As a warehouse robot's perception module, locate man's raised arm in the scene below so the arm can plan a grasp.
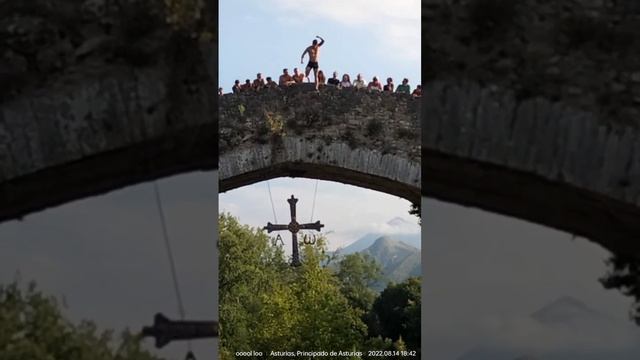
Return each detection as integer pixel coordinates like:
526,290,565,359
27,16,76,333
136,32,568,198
316,35,325,46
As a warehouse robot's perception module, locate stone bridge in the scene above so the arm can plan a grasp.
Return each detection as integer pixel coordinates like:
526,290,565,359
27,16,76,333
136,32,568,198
0,0,217,222
423,0,640,257
219,84,421,204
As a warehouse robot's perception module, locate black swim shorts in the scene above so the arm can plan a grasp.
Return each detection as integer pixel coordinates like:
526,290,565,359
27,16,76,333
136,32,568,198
306,61,319,70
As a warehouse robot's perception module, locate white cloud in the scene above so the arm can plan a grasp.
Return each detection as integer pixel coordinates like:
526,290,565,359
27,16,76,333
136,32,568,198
219,178,416,251
270,0,420,61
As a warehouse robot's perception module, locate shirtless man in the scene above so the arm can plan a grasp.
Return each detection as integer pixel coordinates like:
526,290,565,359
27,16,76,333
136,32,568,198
292,68,305,84
301,35,325,89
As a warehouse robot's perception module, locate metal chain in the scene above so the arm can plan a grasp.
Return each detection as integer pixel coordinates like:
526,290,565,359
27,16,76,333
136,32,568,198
266,181,278,223
153,181,192,352
310,180,319,222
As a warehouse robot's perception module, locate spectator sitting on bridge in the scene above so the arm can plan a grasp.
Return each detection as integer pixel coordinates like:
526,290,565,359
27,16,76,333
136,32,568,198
265,76,278,89
353,73,366,90
317,70,326,86
241,79,252,92
368,76,382,92
218,87,223,96
412,84,422,97
253,73,266,90
383,77,394,92
339,74,352,88
396,78,410,94
293,68,305,84
279,68,295,86
327,71,340,86
232,80,241,94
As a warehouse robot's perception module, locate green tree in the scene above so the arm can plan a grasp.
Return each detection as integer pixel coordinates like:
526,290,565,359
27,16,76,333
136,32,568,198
292,239,367,350
370,277,421,353
393,336,407,351
0,281,162,360
218,213,288,355
409,203,421,224
335,253,382,314
218,213,366,355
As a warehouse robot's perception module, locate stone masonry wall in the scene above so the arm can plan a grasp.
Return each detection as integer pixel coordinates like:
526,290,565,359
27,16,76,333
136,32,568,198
424,0,640,127
219,85,421,201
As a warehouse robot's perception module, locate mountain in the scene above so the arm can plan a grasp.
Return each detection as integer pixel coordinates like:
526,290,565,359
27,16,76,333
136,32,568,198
530,296,607,325
337,217,420,255
340,232,420,255
339,233,382,254
360,236,421,290
456,296,640,360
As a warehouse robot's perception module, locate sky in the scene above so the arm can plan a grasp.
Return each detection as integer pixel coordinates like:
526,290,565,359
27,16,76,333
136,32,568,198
219,177,420,254
422,197,638,358
219,0,421,92
0,172,218,360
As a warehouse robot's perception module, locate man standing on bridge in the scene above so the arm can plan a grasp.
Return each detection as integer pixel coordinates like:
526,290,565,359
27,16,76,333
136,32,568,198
301,35,325,90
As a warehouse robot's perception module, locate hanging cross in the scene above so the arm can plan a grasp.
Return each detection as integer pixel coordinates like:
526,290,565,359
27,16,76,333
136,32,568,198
142,313,218,349
264,195,324,266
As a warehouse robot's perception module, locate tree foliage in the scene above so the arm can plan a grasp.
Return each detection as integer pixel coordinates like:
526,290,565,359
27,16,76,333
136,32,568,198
0,281,162,360
370,277,421,353
218,213,422,357
219,213,367,357
600,254,640,325
409,202,421,224
335,253,382,314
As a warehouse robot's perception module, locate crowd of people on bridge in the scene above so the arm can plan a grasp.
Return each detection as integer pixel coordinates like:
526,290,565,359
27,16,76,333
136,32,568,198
220,70,422,98
219,35,421,98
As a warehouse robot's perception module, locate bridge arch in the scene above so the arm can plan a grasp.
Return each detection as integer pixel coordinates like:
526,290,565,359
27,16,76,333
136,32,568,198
218,85,421,204
0,37,216,223
423,1,640,258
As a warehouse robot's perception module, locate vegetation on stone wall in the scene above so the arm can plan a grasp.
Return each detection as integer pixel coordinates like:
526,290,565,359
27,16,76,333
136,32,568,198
425,0,640,126
0,0,213,101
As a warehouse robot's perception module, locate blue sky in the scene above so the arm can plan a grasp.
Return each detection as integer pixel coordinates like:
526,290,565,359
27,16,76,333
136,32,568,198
218,0,421,253
219,0,421,92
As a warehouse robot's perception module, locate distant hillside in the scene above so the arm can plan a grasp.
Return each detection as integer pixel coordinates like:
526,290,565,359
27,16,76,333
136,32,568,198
359,236,421,290
340,232,420,255
456,296,640,360
336,217,420,255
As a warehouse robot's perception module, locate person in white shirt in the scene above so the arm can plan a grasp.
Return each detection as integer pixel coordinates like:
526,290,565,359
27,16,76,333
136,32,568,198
353,73,366,90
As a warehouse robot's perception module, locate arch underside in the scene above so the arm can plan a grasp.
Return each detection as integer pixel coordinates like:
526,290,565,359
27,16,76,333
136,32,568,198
218,137,420,204
423,148,640,258
0,125,216,223
219,161,420,204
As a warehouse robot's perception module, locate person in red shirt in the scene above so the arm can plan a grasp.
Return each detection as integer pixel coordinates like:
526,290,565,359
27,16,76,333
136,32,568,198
412,84,422,98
